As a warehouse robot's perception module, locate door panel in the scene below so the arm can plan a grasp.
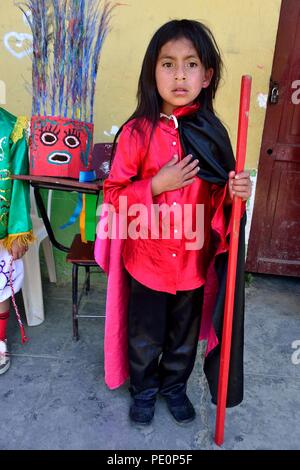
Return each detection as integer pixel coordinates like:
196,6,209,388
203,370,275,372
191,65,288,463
246,0,300,276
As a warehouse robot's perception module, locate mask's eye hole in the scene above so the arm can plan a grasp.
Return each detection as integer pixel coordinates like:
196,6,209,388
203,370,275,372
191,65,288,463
64,135,80,149
41,132,58,146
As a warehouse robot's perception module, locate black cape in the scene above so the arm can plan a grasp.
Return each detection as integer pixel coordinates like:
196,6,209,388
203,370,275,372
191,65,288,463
178,108,245,407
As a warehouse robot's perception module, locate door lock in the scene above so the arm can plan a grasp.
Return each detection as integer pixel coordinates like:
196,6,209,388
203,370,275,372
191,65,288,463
269,79,279,104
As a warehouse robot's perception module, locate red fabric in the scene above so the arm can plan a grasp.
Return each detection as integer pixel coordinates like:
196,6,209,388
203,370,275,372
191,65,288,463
95,103,246,389
0,310,9,341
95,212,130,388
94,185,239,389
104,104,226,294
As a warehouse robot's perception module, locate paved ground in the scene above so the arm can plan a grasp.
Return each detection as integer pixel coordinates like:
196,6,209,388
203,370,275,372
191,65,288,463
1,272,300,450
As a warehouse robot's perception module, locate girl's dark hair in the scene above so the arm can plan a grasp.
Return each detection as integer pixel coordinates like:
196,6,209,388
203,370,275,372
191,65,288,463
110,19,223,165
133,19,222,125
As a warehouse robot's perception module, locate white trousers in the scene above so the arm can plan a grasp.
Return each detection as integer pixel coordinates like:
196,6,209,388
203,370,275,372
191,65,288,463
0,246,24,303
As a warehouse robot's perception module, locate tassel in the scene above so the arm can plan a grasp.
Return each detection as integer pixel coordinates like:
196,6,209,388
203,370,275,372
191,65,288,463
79,194,87,243
9,257,28,344
2,231,35,252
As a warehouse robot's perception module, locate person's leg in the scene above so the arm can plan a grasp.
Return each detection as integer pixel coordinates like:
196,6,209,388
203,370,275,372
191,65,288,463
0,299,10,341
0,299,10,375
127,276,168,423
159,287,204,422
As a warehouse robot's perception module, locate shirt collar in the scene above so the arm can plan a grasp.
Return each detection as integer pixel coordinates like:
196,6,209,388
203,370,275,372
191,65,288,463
159,103,200,129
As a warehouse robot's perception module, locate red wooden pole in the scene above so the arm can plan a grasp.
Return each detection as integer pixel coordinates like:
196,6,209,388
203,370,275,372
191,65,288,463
214,75,252,446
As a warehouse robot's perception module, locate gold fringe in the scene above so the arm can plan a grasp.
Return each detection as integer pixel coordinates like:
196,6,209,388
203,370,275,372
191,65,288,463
1,231,35,251
10,116,29,144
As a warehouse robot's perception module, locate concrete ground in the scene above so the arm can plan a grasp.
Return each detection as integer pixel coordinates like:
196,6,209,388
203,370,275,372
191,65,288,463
1,272,299,450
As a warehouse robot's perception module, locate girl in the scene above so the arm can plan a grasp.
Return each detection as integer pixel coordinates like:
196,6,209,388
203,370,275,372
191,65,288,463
0,107,33,375
95,19,251,426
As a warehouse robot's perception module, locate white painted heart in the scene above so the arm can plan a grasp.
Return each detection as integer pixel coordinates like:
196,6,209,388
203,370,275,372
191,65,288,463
3,32,33,59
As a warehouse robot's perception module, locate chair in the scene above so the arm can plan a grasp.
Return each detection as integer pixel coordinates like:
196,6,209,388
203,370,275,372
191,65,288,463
22,188,57,326
66,235,103,340
66,143,112,340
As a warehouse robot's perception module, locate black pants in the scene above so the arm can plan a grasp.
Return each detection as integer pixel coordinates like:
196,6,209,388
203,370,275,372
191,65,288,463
127,276,204,406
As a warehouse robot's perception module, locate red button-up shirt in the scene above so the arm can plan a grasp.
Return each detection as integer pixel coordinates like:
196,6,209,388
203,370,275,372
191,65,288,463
104,104,228,294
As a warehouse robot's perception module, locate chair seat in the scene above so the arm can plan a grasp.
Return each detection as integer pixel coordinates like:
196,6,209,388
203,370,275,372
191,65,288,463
66,234,97,265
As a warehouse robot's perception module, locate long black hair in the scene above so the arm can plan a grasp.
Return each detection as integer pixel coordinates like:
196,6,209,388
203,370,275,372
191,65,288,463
110,19,223,165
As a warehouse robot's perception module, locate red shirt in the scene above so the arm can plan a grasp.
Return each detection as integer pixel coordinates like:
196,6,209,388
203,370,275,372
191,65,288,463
104,104,229,294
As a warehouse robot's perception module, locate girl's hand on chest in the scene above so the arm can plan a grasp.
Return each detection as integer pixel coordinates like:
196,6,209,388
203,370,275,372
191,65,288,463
151,154,200,196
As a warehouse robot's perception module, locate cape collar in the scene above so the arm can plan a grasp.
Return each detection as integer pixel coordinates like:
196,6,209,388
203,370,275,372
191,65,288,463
159,103,235,185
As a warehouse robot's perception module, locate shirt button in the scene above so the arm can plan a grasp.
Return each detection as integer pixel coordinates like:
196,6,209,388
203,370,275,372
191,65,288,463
173,202,177,206
172,253,177,257
172,141,177,146
174,229,178,234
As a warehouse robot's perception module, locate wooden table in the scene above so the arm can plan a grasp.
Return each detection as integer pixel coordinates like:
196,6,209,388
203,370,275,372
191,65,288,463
12,175,103,253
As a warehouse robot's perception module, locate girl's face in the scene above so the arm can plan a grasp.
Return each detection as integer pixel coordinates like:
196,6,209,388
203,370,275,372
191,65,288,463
155,37,213,115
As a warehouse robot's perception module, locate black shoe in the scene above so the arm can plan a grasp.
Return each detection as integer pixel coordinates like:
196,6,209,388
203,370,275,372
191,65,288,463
165,394,195,424
129,401,155,425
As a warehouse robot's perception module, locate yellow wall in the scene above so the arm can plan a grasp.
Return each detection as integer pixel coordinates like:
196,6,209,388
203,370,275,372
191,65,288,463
0,0,281,169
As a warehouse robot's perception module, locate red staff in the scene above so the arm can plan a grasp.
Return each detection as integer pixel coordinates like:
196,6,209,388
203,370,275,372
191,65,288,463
214,75,252,446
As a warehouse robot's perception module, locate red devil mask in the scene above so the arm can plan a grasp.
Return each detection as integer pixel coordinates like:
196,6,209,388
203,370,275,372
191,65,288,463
30,116,94,178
